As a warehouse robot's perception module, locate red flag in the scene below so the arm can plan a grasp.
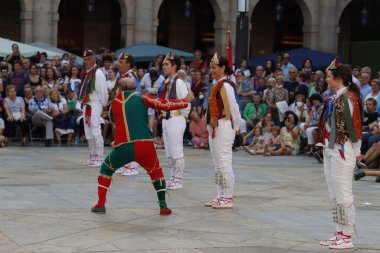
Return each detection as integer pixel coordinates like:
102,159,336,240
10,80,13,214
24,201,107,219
226,30,233,68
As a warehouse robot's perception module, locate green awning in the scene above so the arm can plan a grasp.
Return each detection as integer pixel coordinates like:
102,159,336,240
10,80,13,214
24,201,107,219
116,42,195,62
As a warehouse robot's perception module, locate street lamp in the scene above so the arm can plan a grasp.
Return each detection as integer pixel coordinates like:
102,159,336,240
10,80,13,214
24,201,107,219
275,0,284,23
361,1,369,27
87,0,95,13
184,0,192,18
235,0,250,68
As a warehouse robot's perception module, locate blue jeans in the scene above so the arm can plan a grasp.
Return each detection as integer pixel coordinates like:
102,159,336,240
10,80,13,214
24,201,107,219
361,132,380,155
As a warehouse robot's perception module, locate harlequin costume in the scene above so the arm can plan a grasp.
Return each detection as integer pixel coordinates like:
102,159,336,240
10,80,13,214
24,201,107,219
113,52,142,176
161,52,191,190
318,58,362,249
79,49,109,167
91,86,190,215
204,53,241,209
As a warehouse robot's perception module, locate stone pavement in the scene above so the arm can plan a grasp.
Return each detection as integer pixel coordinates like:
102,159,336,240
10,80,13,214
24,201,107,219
0,146,379,253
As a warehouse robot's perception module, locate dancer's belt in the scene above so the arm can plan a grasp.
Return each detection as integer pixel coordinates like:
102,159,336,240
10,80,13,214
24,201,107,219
164,110,180,120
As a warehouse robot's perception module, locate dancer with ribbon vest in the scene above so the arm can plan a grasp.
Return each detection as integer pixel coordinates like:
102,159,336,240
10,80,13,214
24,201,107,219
79,49,108,167
204,53,241,209
318,58,362,249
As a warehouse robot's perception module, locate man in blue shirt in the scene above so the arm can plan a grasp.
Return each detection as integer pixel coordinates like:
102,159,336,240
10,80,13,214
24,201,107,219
281,53,296,81
360,72,372,101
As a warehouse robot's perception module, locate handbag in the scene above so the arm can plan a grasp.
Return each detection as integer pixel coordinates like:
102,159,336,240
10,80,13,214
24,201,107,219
12,112,22,121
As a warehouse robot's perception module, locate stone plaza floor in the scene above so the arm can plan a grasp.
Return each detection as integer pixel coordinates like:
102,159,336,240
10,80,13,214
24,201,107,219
0,146,379,253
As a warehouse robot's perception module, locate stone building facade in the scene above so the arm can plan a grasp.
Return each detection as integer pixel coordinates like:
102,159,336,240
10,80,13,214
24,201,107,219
0,0,367,58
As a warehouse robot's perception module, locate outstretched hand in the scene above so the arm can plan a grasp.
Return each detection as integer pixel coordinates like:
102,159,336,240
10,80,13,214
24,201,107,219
185,91,195,103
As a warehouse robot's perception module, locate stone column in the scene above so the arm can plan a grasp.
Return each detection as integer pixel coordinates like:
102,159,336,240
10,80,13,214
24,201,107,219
152,18,159,45
51,12,59,46
316,0,338,53
32,0,53,44
20,11,33,43
214,21,229,56
126,17,135,47
303,25,319,50
134,0,154,43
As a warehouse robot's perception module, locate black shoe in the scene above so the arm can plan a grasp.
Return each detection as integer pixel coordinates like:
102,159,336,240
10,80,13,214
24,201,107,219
356,161,367,169
354,171,365,181
376,176,380,183
314,152,323,164
45,139,53,147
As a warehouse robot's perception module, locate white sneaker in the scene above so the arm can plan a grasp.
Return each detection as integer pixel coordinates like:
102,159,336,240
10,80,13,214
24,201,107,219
122,167,139,176
167,180,183,190
81,158,92,166
87,160,103,168
320,234,339,246
205,198,221,207
114,168,123,174
329,237,354,249
212,198,233,209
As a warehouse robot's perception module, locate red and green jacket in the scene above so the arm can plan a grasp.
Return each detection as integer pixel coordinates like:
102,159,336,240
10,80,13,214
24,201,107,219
111,91,189,147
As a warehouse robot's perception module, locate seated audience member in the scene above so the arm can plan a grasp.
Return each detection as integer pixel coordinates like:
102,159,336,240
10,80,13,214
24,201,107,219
243,126,265,155
28,86,54,147
364,79,380,103
270,111,300,156
294,71,309,98
243,112,273,145
49,89,72,146
23,86,34,119
243,93,267,130
289,94,309,124
63,65,81,94
236,71,254,111
267,126,281,155
263,77,276,102
266,75,289,123
300,93,323,154
362,98,379,132
3,85,28,145
189,111,208,149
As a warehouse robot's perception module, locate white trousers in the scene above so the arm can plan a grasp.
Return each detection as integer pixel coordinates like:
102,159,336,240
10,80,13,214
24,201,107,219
83,102,104,159
162,116,186,159
208,119,235,199
323,140,356,229
163,116,186,181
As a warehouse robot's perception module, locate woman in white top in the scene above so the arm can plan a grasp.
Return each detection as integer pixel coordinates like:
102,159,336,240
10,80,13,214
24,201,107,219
49,89,71,146
64,65,81,94
42,67,60,91
3,85,28,145
106,68,118,91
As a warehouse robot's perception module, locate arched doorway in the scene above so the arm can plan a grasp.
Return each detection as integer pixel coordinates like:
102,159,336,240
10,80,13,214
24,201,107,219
157,0,215,53
58,0,121,55
339,0,380,50
0,1,21,41
250,0,303,57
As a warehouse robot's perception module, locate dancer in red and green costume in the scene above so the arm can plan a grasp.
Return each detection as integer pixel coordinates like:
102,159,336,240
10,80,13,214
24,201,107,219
91,77,194,215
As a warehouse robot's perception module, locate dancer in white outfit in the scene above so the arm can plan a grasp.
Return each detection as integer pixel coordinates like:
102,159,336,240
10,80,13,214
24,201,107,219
161,52,191,190
79,49,108,167
318,58,362,249
204,53,241,209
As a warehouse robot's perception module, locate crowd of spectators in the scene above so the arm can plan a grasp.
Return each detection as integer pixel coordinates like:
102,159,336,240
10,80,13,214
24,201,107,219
1,44,380,180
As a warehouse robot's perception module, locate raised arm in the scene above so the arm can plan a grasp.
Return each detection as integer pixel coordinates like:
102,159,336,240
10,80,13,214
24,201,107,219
142,94,190,111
